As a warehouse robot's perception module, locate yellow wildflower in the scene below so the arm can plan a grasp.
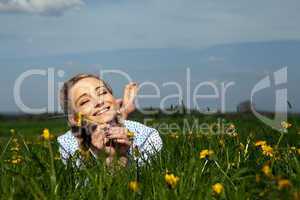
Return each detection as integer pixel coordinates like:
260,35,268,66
10,147,20,152
262,164,272,177
293,191,300,200
255,174,260,183
278,179,292,190
128,181,139,192
281,121,292,129
261,145,273,157
212,183,224,195
12,138,18,143
75,112,82,126
226,124,237,136
10,129,15,134
42,128,50,140
41,128,53,140
165,172,180,189
54,155,61,160
199,149,214,159
169,132,179,139
228,124,235,129
11,158,22,165
255,140,267,147
126,129,135,139
219,139,225,148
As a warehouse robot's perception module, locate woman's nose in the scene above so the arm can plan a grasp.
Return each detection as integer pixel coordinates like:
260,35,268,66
94,99,105,109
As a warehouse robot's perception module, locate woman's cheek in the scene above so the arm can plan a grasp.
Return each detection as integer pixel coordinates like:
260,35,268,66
80,104,93,116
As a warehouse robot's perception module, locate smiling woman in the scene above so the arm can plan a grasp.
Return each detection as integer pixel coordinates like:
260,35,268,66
57,73,163,167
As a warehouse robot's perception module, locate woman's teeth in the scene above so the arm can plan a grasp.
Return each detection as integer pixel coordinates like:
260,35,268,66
99,108,108,114
97,107,110,115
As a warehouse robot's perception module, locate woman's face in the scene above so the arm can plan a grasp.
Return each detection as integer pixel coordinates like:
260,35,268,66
69,77,118,124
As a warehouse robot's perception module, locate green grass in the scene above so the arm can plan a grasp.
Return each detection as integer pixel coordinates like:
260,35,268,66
0,113,300,199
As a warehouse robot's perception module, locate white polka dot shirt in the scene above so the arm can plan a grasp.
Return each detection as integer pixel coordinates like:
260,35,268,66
57,120,163,166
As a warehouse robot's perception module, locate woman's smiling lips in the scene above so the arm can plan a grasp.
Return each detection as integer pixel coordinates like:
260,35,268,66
93,106,111,116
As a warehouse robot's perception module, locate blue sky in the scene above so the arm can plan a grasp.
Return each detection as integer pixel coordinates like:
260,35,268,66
0,0,299,113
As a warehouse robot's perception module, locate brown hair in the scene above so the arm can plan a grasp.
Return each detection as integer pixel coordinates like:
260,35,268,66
59,73,113,115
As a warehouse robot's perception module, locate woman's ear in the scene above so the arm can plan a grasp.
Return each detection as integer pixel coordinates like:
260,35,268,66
67,112,78,127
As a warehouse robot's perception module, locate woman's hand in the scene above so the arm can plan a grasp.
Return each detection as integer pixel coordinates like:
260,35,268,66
107,126,132,147
90,123,109,152
106,126,132,167
117,82,138,119
107,126,132,160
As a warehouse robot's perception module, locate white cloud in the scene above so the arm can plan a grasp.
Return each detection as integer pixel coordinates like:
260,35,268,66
0,0,84,15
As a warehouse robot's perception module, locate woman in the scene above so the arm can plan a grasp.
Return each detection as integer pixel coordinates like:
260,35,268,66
57,74,162,167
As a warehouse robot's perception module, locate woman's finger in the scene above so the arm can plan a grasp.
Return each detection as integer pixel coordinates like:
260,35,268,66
108,127,127,135
105,146,116,156
91,131,104,149
115,139,131,146
107,133,127,140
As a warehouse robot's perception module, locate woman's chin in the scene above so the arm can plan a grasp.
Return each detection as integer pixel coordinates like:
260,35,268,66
92,112,116,124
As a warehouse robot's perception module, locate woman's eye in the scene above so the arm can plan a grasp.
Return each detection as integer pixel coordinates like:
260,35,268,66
80,100,89,106
98,91,107,96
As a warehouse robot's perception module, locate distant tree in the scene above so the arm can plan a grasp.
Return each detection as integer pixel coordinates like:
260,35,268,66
237,100,253,113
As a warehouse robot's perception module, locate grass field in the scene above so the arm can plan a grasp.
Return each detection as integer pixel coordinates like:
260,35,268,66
0,113,300,199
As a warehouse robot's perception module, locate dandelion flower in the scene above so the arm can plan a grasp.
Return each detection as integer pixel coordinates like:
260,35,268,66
75,112,82,126
228,124,235,129
281,121,292,129
278,179,292,190
199,149,214,159
54,155,61,160
255,140,267,147
41,128,53,140
262,164,272,177
212,183,224,195
219,139,225,148
165,172,179,189
291,146,296,150
255,174,260,183
169,132,179,139
11,158,22,165
294,191,300,200
10,147,20,152
226,124,237,136
128,181,139,192
126,129,135,139
261,145,273,157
